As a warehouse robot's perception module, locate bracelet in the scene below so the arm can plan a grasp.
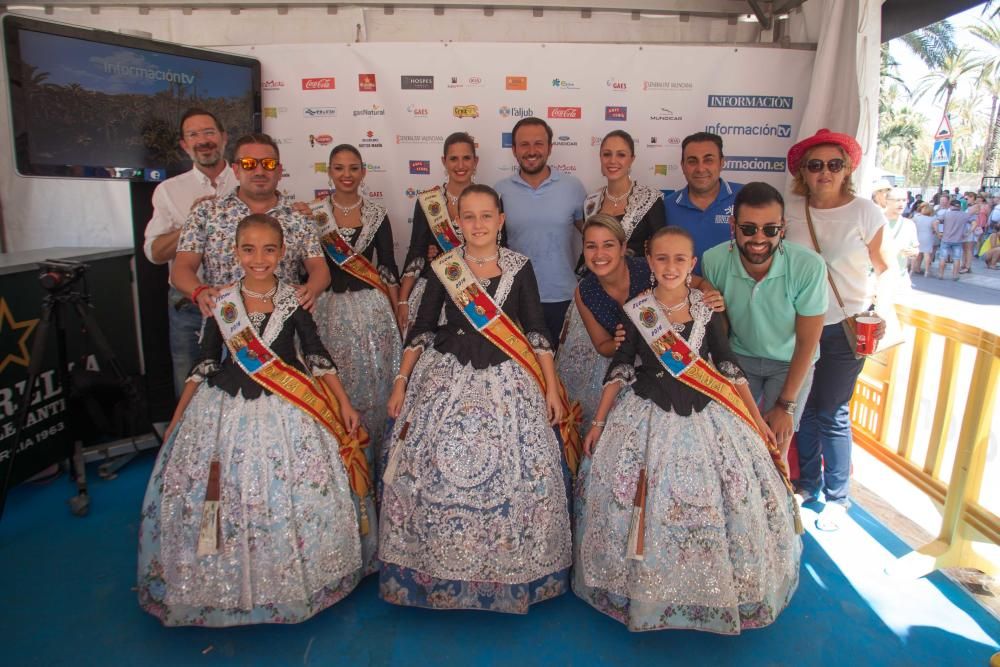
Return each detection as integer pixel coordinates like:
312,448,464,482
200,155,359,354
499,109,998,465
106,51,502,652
591,420,606,429
397,301,409,307
190,284,209,303
393,374,409,384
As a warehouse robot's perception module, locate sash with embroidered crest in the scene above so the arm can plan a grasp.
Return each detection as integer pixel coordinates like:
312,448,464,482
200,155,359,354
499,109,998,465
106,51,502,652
431,249,582,475
309,198,390,301
212,283,373,532
418,186,463,252
623,291,795,493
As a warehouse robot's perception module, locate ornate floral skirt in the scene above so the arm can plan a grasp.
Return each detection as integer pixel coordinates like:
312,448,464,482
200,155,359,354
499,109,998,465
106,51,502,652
573,391,801,634
556,300,611,427
314,288,401,456
137,387,376,627
378,349,572,614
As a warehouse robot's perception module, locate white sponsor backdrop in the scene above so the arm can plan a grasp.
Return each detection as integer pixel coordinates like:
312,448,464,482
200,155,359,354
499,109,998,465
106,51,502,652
230,42,815,262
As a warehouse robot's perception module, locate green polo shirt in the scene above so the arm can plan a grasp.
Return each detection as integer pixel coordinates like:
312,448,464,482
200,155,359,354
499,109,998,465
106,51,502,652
702,240,828,362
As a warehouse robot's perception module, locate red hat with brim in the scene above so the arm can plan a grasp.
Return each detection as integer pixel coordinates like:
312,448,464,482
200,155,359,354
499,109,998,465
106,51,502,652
786,128,862,174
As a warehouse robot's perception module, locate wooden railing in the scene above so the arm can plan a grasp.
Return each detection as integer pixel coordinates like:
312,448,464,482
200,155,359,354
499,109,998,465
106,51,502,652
850,304,1000,576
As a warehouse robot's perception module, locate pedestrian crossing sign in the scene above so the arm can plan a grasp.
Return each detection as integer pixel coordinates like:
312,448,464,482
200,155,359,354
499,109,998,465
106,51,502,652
931,139,952,167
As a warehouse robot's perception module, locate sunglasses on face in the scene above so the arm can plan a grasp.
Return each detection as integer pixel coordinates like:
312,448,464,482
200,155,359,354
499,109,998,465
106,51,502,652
804,158,845,174
736,223,783,238
237,157,279,171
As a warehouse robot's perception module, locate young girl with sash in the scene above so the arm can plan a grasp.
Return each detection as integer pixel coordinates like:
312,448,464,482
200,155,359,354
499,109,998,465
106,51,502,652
309,144,402,458
137,214,376,627
397,132,479,333
558,131,665,424
379,185,575,614
573,226,801,634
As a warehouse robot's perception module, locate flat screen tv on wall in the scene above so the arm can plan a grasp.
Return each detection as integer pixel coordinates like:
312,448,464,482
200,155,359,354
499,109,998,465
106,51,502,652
3,14,261,182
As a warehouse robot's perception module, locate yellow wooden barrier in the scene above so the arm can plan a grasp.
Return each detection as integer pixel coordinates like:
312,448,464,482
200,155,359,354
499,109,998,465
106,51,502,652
850,304,1000,577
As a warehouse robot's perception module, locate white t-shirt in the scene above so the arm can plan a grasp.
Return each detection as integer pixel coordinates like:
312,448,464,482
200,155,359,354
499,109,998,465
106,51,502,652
785,195,886,326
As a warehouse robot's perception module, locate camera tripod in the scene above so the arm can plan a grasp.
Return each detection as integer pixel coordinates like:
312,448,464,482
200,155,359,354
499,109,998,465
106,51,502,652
0,261,145,520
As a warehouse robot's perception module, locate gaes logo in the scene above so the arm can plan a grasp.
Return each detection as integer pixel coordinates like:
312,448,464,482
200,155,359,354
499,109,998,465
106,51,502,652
454,105,480,119
606,79,628,91
358,73,377,92
409,160,431,175
407,104,430,117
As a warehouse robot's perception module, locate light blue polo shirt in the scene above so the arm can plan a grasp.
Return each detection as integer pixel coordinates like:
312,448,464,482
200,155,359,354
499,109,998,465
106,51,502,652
664,179,743,274
495,169,587,303
702,239,828,362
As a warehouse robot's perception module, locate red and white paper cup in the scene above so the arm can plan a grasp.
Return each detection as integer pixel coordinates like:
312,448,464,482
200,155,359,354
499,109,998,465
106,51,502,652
855,315,881,355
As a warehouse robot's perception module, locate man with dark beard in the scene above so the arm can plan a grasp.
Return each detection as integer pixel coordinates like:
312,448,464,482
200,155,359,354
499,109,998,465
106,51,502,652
494,117,587,345
144,108,237,396
701,182,827,462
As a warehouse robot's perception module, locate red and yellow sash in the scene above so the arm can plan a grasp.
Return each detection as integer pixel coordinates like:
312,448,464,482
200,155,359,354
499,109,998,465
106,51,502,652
418,187,463,252
623,291,793,490
431,249,582,475
309,198,390,301
212,283,372,530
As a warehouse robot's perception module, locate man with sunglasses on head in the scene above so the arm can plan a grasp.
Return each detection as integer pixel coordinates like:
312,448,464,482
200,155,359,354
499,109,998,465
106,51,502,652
144,108,238,396
172,133,330,319
702,182,827,464
664,131,743,273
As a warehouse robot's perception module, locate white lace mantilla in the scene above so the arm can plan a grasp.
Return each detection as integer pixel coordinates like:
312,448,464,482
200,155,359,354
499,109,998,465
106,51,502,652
493,247,529,307
259,282,300,347
583,183,660,242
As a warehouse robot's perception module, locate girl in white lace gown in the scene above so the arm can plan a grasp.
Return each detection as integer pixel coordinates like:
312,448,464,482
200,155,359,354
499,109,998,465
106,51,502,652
573,226,801,634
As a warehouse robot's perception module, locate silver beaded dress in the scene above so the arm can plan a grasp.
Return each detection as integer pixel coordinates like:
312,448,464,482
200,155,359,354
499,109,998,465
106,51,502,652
378,248,572,614
137,283,376,626
573,289,801,633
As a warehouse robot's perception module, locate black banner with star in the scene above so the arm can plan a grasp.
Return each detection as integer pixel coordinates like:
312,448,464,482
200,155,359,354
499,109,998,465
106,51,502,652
0,250,140,486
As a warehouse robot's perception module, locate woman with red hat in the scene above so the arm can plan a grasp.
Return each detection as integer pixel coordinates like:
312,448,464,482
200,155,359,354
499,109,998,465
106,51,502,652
782,129,888,531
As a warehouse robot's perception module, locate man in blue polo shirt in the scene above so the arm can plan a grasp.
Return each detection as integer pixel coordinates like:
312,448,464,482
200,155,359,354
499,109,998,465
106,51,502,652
702,182,827,463
665,132,743,273
495,117,587,345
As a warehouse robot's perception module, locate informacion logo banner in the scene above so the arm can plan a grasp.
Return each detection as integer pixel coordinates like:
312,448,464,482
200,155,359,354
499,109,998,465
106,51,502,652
723,156,787,172
409,160,431,175
548,106,581,119
302,77,335,90
401,75,434,90
707,95,793,109
359,73,377,92
706,122,791,138
605,106,627,121
303,107,337,118
505,76,528,91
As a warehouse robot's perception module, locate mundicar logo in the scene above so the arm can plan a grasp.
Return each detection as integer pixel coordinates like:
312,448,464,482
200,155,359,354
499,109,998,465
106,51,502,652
401,75,434,90
409,160,431,175
707,95,793,109
723,156,787,172
705,123,792,138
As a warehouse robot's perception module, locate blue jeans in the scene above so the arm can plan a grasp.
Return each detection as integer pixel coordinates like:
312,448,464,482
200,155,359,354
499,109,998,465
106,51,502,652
541,300,571,352
795,323,865,506
167,286,204,397
734,354,814,431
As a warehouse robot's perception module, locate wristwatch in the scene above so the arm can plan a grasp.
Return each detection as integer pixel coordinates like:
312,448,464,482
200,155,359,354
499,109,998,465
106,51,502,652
775,397,797,415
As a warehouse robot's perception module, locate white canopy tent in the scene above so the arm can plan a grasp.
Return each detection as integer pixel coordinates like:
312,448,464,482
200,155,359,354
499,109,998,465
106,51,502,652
0,0,881,251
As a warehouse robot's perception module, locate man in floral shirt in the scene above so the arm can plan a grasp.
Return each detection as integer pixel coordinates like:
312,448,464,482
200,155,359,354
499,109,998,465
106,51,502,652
172,133,330,315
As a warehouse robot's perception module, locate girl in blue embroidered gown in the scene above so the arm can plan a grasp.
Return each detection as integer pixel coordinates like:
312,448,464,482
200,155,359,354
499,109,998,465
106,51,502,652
137,214,376,627
378,185,572,614
558,131,665,423
573,226,800,634
310,144,402,456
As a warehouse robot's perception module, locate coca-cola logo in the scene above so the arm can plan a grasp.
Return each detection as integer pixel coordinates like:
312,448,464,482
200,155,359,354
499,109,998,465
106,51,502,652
302,77,335,90
547,106,582,119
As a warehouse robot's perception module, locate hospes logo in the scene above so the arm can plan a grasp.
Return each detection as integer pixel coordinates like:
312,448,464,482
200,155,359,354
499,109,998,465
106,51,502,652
705,122,792,138
401,75,434,90
707,95,793,109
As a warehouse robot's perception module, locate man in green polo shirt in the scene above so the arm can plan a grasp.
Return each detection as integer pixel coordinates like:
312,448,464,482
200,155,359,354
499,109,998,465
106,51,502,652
702,181,827,462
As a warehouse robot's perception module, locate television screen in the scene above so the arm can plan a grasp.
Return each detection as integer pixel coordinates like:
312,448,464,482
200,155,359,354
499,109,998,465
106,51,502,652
3,15,261,181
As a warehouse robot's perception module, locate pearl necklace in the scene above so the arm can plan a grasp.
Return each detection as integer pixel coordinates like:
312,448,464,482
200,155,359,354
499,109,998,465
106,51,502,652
605,180,631,207
465,250,498,266
241,279,278,302
332,196,362,216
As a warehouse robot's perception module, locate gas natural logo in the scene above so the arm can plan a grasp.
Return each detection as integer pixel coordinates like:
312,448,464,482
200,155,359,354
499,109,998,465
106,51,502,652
302,77,335,90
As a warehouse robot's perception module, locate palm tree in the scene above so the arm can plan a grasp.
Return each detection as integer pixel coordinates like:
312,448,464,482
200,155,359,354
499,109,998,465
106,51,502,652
914,48,983,184
900,21,957,69
971,19,1000,176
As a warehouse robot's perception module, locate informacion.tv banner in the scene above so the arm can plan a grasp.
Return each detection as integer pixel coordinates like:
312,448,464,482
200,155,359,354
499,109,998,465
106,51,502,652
227,42,814,263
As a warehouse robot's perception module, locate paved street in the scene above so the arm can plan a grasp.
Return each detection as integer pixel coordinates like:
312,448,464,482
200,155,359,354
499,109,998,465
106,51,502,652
899,255,1000,335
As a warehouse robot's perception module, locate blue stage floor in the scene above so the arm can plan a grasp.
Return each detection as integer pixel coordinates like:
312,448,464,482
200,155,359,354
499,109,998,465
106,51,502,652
1,453,998,666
